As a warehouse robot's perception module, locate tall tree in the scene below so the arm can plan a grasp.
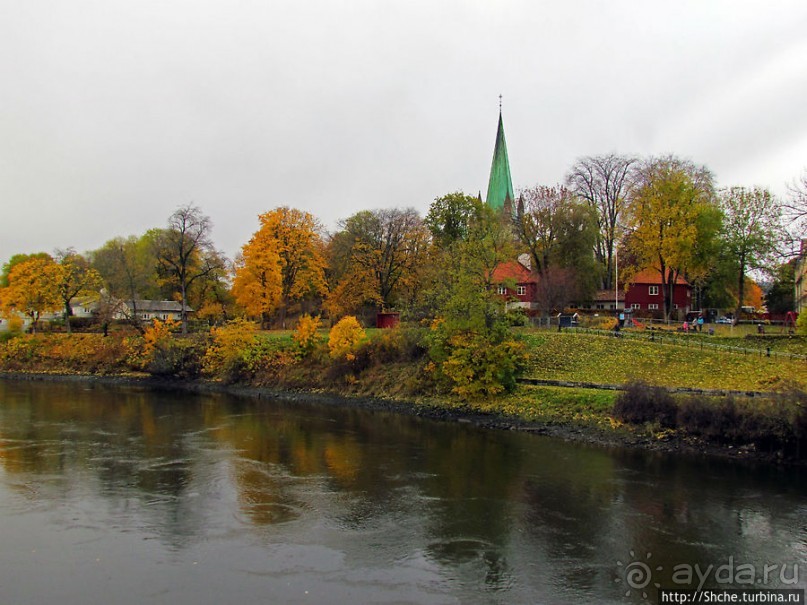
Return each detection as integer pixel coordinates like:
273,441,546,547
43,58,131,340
231,235,282,327
1,252,53,288
233,207,327,327
566,153,637,289
326,208,429,318
53,249,103,333
154,204,223,334
718,186,784,323
513,185,599,309
91,233,162,331
0,257,61,333
627,156,720,319
425,192,484,249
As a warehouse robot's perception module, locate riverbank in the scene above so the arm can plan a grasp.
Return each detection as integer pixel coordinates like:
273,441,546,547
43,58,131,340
2,369,804,468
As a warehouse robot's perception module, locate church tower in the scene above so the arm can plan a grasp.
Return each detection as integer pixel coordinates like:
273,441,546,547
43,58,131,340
485,100,514,212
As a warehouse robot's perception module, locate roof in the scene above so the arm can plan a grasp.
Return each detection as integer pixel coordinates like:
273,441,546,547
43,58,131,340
491,260,537,284
126,300,194,313
485,110,514,211
593,289,624,302
629,268,690,286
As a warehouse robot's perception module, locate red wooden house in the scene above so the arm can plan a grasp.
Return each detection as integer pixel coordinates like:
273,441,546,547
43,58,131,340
624,268,692,318
491,260,539,311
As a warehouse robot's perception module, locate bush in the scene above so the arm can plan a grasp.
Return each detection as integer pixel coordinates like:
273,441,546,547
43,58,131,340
328,316,366,361
676,396,738,441
293,315,322,356
438,331,525,399
612,381,677,427
203,319,259,382
146,336,205,378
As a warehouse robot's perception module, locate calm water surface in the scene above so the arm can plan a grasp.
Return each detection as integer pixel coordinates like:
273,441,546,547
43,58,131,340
0,380,805,604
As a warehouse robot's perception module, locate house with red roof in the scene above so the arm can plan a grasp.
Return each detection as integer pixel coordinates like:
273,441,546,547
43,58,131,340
490,259,539,311
623,268,692,318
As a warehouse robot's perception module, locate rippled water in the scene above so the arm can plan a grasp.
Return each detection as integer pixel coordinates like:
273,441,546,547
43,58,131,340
0,380,805,604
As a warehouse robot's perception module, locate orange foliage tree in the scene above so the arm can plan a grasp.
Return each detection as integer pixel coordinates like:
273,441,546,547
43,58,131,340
325,208,429,318
0,257,62,333
233,207,328,327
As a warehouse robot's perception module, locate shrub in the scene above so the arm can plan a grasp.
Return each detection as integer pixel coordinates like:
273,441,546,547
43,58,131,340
328,316,366,361
293,314,322,356
676,396,738,441
142,319,179,358
612,381,677,427
202,319,260,383
438,331,525,399
146,336,205,379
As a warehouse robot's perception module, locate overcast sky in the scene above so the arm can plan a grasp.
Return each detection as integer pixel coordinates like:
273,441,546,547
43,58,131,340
2,1,807,266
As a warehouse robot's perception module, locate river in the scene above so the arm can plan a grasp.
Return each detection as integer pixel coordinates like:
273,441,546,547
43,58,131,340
0,379,804,604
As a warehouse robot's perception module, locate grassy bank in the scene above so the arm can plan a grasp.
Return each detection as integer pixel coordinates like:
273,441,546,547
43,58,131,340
1,327,805,463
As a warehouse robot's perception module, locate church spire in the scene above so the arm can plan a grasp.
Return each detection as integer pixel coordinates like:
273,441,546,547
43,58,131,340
485,99,514,211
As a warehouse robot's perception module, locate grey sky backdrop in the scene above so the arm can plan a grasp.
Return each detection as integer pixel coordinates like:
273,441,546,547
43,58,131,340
2,1,807,266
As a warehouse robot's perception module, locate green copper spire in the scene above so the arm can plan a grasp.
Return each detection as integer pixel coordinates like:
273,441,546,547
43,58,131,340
485,109,514,211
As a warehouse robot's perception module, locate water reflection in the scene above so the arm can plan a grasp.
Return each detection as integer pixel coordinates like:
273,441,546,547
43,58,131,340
0,379,805,604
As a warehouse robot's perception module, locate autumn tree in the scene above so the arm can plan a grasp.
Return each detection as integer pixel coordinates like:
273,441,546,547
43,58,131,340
566,153,637,289
53,249,103,333
0,257,61,333
513,185,599,310
190,250,234,326
233,207,327,327
91,233,162,331
154,204,224,333
326,208,429,318
231,238,282,327
718,186,784,322
627,156,721,319
1,252,53,288
425,192,484,249
425,204,524,398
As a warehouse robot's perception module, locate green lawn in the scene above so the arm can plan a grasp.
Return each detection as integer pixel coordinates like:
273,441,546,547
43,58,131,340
519,330,806,392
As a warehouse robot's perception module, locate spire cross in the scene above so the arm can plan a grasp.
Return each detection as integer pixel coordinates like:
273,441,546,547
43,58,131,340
499,94,502,111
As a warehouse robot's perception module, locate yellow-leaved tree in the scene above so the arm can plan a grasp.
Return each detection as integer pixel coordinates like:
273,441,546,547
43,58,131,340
627,156,721,320
0,257,62,333
325,208,429,319
233,207,328,328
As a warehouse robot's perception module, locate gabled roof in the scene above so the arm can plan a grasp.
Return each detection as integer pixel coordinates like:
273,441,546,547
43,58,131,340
126,300,194,313
491,260,537,284
485,110,514,211
629,268,690,286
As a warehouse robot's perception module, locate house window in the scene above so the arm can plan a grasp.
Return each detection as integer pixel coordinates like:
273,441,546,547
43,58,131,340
162,314,168,320
648,304,658,310
517,285,527,296
596,304,604,310
497,285,507,295
674,304,679,310
649,286,659,296
631,303,641,310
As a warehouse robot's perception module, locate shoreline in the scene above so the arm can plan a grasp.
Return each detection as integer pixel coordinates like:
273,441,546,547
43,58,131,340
2,371,802,469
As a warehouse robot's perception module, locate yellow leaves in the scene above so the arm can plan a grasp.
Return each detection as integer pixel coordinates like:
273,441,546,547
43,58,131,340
142,319,178,357
328,316,366,360
202,318,258,376
292,314,321,355
233,207,328,321
0,258,61,325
